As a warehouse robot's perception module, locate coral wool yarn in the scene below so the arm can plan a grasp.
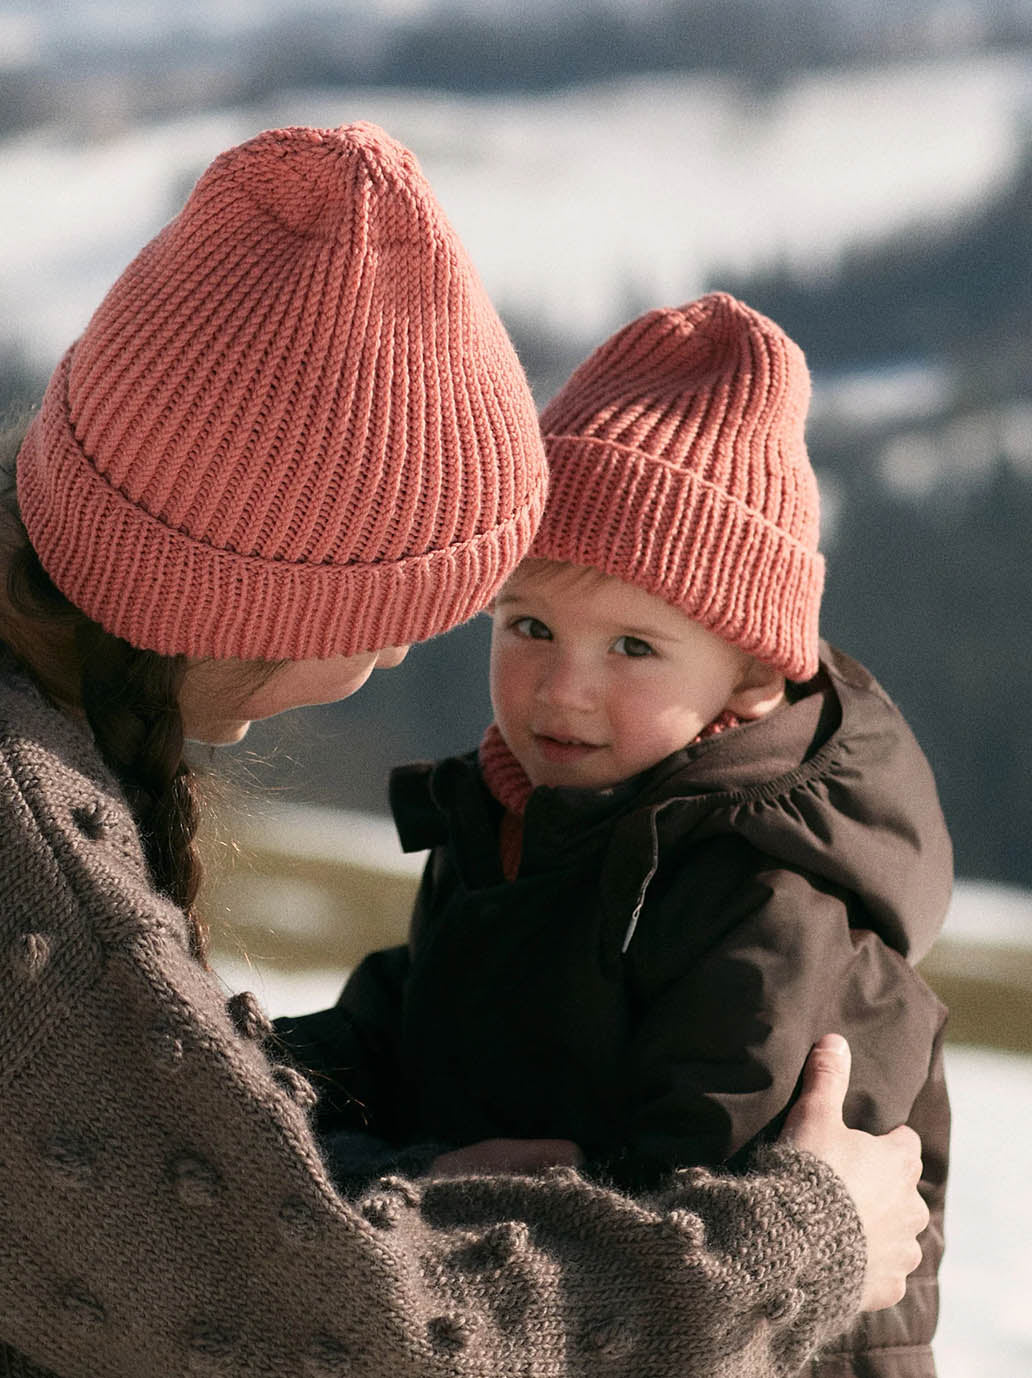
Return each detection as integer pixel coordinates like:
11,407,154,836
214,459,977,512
17,123,547,661
532,293,824,681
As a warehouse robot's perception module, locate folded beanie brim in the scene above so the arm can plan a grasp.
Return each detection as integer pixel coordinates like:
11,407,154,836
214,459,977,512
531,434,824,681
19,353,543,660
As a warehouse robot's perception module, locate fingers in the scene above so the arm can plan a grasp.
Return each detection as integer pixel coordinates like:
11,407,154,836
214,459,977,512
782,1034,850,1145
855,1125,928,1310
884,1124,923,1183
777,1038,930,1314
534,1139,585,1167
801,1032,851,1099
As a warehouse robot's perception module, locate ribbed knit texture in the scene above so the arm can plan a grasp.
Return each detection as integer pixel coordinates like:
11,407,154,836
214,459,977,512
16,123,547,660
479,721,535,816
532,292,824,680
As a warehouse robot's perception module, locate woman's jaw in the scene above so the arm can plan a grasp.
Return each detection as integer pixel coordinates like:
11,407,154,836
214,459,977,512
179,645,410,745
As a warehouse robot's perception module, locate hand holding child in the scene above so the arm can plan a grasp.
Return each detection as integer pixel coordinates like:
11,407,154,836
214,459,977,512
782,1034,928,1312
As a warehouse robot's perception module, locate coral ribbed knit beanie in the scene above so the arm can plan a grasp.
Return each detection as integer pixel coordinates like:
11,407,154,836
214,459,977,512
16,123,547,660
532,293,824,680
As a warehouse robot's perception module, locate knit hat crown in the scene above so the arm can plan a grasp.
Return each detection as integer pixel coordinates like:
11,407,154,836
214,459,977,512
17,123,547,660
532,292,824,679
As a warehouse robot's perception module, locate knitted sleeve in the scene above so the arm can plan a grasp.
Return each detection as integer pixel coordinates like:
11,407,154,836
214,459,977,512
0,715,865,1378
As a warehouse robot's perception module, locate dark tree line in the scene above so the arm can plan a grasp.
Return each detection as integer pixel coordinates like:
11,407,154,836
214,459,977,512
4,2,1031,139
820,462,1032,886
721,148,1032,392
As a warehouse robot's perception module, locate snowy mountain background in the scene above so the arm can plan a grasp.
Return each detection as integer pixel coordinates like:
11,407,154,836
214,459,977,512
4,54,1031,369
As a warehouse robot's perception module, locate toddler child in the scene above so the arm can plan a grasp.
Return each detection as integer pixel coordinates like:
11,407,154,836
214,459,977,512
278,293,951,1377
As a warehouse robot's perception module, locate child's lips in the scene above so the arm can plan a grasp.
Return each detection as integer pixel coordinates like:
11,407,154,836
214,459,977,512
534,732,601,764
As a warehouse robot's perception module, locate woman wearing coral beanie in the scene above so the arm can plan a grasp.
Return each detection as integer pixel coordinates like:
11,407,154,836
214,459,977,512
0,122,925,1378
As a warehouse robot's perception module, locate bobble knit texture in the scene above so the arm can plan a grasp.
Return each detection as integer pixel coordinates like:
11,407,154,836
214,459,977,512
533,293,825,680
16,123,547,660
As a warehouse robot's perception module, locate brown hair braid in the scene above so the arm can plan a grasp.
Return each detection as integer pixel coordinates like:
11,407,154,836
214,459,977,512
0,422,209,958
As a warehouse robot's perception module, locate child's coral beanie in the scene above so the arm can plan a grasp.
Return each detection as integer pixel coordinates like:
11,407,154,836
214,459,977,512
16,123,547,660
532,293,824,680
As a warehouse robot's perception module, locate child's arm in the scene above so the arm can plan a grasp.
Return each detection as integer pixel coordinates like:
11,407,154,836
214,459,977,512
615,863,946,1180
273,841,448,1167
429,1136,584,1175
273,941,411,1142
273,816,457,1142
611,858,948,1369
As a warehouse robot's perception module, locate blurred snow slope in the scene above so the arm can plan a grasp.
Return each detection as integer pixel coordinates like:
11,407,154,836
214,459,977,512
2,53,1031,366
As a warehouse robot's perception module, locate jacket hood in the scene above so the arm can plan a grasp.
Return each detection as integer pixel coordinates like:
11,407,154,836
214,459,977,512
617,642,952,962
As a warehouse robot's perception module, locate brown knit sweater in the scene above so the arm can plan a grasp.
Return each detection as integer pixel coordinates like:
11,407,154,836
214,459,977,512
0,666,865,1378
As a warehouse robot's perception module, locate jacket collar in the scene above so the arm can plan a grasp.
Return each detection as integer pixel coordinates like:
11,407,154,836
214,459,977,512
388,653,837,866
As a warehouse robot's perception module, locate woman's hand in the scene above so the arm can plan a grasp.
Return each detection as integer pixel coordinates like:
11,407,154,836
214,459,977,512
430,1137,584,1177
781,1033,928,1312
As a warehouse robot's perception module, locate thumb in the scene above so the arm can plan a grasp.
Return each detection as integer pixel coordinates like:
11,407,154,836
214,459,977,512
783,1034,851,1142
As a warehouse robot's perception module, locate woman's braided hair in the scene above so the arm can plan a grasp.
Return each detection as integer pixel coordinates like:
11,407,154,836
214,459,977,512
1,421,208,958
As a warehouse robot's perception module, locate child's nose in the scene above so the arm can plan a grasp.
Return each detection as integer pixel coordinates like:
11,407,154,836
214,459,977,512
535,656,594,710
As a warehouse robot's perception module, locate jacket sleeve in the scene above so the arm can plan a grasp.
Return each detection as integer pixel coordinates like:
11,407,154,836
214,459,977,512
273,841,448,1144
611,854,946,1186
0,758,868,1378
607,851,948,1370
273,941,412,1140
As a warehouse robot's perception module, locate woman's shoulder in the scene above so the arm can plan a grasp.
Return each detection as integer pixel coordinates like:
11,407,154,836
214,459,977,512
0,658,140,837
0,659,156,955
0,658,111,786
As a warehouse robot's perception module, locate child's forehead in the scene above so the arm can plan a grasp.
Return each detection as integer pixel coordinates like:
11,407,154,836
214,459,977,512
498,560,687,629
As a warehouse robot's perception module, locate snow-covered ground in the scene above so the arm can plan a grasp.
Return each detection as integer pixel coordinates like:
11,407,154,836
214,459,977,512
935,1044,1032,1376
3,54,1031,368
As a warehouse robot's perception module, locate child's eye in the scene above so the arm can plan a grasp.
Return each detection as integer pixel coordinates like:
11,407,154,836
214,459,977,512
613,635,655,658
512,616,552,641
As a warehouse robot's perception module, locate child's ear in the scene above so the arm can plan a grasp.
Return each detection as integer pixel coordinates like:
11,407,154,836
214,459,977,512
726,657,786,721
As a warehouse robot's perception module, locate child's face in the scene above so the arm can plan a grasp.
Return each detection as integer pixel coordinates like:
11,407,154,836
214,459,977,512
490,561,768,790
